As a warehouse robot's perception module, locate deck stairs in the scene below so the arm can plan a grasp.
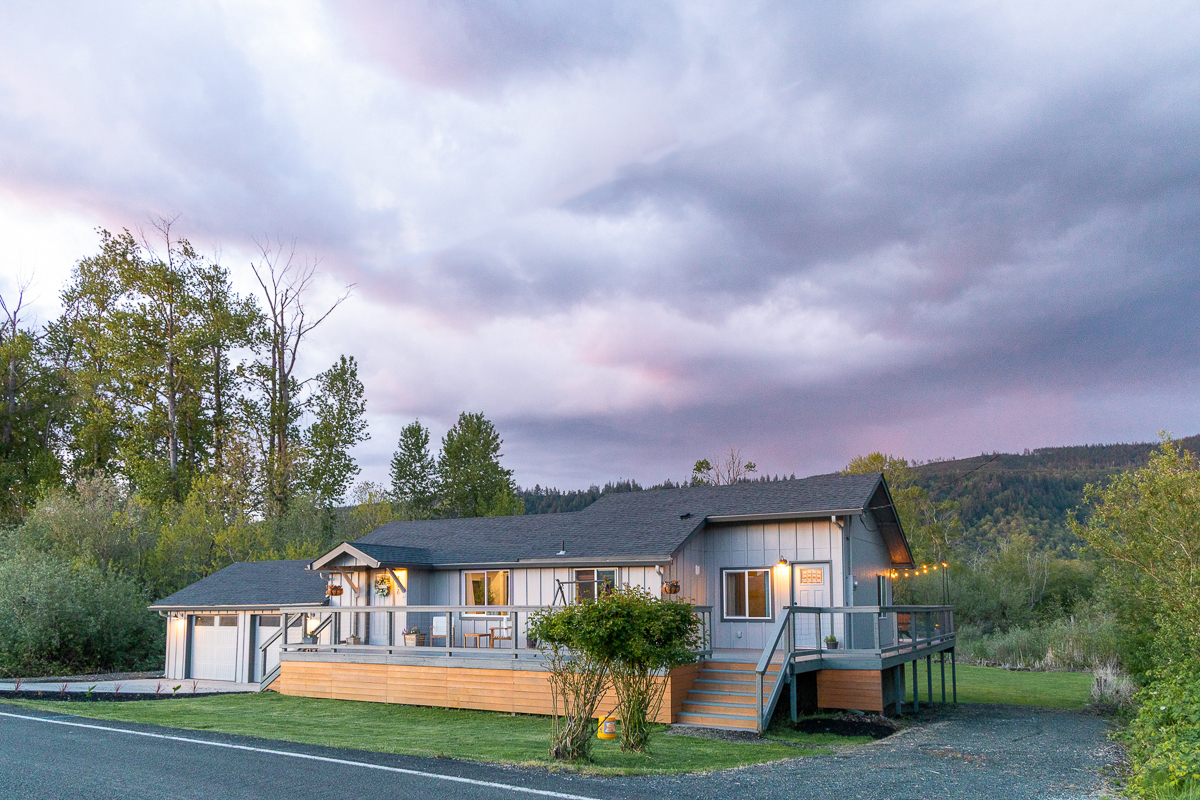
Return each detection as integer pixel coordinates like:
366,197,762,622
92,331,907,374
674,660,783,731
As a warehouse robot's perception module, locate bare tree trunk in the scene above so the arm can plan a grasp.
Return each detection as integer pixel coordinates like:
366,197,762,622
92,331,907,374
250,239,351,514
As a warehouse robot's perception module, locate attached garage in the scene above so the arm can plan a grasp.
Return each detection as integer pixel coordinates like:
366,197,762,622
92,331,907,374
150,559,328,684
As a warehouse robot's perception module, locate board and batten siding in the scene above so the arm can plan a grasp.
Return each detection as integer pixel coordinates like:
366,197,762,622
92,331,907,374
664,517,847,651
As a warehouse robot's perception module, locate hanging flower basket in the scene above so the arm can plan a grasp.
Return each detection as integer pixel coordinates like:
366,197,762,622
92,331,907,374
662,580,680,595
374,575,391,597
325,584,344,597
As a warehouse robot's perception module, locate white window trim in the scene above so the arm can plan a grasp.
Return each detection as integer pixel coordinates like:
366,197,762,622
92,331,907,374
462,569,511,616
721,567,774,621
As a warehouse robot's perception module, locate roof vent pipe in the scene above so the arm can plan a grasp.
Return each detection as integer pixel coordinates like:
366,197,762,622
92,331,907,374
556,540,567,556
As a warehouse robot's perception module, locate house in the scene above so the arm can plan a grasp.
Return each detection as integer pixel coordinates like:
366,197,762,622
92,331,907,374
150,472,956,730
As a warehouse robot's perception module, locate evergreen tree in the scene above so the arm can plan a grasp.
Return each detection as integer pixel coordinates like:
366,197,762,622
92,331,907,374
301,355,369,508
437,412,523,518
389,420,438,518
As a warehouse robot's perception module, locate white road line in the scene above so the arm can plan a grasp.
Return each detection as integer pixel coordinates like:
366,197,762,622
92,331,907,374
0,711,600,800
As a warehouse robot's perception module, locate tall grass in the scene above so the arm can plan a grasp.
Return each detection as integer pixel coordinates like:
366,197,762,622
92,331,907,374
957,612,1121,671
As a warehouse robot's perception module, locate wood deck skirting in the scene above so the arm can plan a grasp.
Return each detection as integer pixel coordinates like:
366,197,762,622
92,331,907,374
275,660,700,723
815,668,884,713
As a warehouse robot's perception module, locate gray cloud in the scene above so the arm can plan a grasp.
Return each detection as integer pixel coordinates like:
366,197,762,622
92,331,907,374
2,1,1199,488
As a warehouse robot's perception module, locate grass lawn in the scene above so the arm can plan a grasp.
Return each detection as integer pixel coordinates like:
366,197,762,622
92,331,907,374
2,693,825,775
911,661,1093,709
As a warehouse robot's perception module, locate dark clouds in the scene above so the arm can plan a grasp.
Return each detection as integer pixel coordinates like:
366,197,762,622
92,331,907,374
2,1,1199,487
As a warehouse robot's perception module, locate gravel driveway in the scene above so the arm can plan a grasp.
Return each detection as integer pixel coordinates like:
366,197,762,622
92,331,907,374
608,704,1119,799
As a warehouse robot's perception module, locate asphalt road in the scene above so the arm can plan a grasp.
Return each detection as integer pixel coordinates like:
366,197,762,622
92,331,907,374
0,703,1114,800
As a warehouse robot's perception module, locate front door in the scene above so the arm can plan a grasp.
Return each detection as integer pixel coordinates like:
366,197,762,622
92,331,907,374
791,563,831,649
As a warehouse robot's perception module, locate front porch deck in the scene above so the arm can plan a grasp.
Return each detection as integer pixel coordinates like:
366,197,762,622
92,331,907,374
264,603,955,731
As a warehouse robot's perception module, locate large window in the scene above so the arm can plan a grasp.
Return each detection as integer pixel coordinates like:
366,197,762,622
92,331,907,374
464,570,509,614
574,569,616,602
723,569,771,620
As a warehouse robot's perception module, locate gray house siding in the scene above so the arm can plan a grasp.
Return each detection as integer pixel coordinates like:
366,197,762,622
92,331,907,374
667,517,847,651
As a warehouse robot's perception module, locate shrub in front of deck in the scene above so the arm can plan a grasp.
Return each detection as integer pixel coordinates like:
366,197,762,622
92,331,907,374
528,602,612,762
595,587,702,753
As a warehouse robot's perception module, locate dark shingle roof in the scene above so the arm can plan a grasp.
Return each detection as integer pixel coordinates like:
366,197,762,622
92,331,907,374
356,472,892,564
149,559,328,609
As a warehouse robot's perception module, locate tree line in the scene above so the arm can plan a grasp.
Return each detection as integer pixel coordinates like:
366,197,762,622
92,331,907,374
0,224,526,677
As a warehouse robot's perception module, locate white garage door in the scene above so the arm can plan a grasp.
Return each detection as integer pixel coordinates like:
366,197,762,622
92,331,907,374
192,615,239,681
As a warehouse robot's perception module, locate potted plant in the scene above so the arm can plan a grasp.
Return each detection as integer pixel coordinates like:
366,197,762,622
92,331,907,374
824,634,839,650
402,627,425,647
345,634,362,645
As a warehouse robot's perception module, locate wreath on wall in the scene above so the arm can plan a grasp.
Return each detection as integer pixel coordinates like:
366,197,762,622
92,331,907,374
374,575,391,597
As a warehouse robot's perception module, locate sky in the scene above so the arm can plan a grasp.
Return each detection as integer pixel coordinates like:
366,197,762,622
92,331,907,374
1,1,1199,491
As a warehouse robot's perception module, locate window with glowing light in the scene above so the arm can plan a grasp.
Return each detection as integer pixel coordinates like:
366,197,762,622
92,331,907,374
464,570,509,615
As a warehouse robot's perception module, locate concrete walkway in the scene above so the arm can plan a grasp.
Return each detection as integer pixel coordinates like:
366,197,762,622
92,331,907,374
0,678,256,694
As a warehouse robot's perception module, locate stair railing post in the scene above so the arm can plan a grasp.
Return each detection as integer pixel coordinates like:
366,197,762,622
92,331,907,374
755,670,764,729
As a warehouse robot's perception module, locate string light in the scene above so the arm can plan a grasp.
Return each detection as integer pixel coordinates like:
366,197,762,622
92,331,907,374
892,562,951,580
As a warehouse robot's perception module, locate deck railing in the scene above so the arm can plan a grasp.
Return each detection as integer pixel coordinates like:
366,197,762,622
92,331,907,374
754,605,955,732
274,603,715,660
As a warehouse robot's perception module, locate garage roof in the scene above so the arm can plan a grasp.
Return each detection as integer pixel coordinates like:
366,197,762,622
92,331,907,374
149,559,328,610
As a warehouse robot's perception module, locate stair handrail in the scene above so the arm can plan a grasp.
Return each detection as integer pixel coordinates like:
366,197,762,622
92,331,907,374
259,662,281,691
755,606,796,732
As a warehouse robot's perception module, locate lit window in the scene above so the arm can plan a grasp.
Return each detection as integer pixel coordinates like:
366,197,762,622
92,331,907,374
574,569,616,602
723,569,771,620
464,570,509,614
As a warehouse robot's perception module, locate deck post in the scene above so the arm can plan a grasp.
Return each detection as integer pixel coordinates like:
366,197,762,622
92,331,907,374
388,610,394,647
790,666,798,723
282,613,289,646
926,654,933,704
940,651,946,704
912,658,919,712
951,647,957,704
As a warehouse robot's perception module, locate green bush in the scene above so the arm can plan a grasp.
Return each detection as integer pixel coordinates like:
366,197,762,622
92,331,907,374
0,551,164,677
1126,668,1200,796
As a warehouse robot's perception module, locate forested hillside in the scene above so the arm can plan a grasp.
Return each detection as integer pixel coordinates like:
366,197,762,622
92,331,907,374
522,434,1200,557
912,434,1200,554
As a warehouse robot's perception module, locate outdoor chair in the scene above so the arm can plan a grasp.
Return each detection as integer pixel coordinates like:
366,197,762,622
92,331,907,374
489,620,514,648
430,615,454,647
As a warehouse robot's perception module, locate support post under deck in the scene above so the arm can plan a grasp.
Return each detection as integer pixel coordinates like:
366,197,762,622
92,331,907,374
912,658,919,712
951,648,957,704
926,654,933,705
940,651,946,703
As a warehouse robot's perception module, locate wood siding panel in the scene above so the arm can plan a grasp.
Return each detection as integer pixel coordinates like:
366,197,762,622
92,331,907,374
277,661,684,722
816,669,883,712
